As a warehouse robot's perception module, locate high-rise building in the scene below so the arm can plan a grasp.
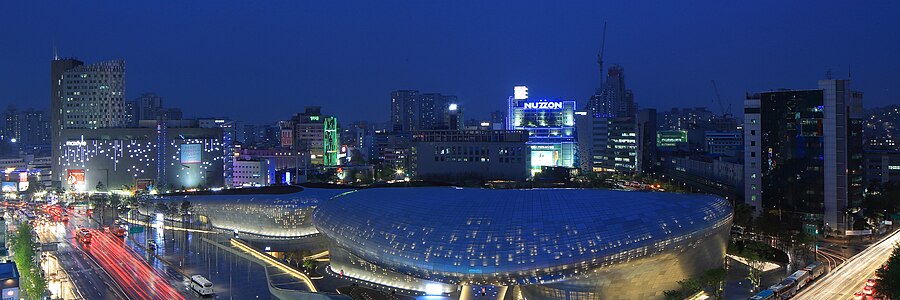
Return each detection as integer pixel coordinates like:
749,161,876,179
51,59,127,186
198,118,237,188
50,58,84,184
390,90,419,132
507,86,576,174
390,90,460,132
744,79,864,236
635,108,657,173
61,60,127,129
586,65,635,119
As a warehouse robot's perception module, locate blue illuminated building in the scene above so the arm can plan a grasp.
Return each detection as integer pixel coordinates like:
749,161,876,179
507,86,577,173
313,187,733,299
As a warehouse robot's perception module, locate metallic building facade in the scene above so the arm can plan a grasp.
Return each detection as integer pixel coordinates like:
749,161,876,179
150,187,349,237
313,188,732,299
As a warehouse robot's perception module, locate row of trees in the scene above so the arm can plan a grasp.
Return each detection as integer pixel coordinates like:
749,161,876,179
10,223,46,300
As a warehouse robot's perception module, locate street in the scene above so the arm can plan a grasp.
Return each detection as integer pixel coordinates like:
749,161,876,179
794,229,900,299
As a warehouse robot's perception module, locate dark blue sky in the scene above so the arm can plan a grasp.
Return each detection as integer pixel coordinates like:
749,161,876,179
2,1,898,123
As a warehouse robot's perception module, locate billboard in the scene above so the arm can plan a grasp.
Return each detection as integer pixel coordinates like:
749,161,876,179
281,129,293,147
18,181,28,192
66,169,85,189
181,144,202,164
1,182,15,193
135,178,154,191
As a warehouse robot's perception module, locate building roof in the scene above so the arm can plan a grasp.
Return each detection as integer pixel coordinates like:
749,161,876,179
313,187,732,284
0,262,19,280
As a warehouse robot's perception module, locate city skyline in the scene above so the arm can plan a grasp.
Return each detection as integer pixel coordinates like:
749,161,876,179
1,1,899,123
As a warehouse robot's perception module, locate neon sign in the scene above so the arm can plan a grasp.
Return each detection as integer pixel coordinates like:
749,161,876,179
523,101,563,110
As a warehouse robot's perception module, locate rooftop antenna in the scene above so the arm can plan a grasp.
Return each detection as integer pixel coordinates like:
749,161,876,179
825,68,833,80
52,40,58,60
597,22,607,87
848,64,852,80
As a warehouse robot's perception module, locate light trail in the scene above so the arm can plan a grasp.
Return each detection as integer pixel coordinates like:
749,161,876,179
81,229,186,300
794,229,900,299
230,238,319,292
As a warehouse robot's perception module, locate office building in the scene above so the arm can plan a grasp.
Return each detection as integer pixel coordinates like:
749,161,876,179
233,158,275,187
199,118,237,187
390,90,420,132
744,79,864,235
51,58,127,187
410,130,529,181
507,86,576,173
864,150,900,186
705,131,742,157
390,90,460,132
636,108,657,173
280,107,340,166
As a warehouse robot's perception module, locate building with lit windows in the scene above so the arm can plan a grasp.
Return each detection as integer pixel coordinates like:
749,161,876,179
744,79,864,236
313,187,733,299
409,130,529,181
233,158,275,187
55,120,224,192
507,86,576,173
50,58,127,187
281,107,340,166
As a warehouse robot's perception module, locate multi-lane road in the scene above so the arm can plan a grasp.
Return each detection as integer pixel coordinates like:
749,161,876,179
36,209,190,300
794,229,900,299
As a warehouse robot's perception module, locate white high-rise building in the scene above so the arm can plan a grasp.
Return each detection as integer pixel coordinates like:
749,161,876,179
61,60,126,129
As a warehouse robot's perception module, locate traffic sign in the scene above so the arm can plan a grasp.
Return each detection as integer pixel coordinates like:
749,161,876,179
129,226,144,234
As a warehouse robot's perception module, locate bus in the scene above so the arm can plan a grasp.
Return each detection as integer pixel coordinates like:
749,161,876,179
787,269,811,289
802,261,826,280
190,275,213,296
749,289,775,300
76,229,92,244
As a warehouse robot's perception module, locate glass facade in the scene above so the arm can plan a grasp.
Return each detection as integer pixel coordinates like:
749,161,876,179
508,98,577,172
313,187,732,296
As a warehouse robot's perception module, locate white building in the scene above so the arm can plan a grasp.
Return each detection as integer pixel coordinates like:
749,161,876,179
233,159,273,187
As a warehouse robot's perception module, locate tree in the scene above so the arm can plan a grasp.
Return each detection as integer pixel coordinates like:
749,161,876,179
11,223,46,300
302,258,315,270
875,242,900,298
700,267,727,299
663,289,683,300
742,248,766,291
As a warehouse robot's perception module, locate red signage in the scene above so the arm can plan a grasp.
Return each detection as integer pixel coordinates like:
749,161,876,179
281,129,293,147
66,169,85,187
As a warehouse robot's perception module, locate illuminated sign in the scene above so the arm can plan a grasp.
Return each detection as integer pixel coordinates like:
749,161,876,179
66,169,85,188
18,181,28,192
281,129,293,147
18,172,27,182
514,86,528,100
523,101,563,110
310,116,320,121
65,140,87,146
889,165,900,170
1,182,15,192
448,103,458,111
181,144,202,164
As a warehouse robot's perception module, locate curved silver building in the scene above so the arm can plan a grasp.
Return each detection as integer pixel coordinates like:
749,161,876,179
151,187,350,237
313,187,732,299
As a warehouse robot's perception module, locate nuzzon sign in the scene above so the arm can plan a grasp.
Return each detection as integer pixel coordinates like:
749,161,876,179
522,101,563,110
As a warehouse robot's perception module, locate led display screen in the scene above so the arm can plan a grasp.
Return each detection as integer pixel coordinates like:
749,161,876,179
181,144,202,164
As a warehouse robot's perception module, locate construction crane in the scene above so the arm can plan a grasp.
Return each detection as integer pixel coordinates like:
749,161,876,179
710,80,731,116
597,22,607,86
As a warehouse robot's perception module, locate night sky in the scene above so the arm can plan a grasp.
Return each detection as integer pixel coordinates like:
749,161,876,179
2,1,898,123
